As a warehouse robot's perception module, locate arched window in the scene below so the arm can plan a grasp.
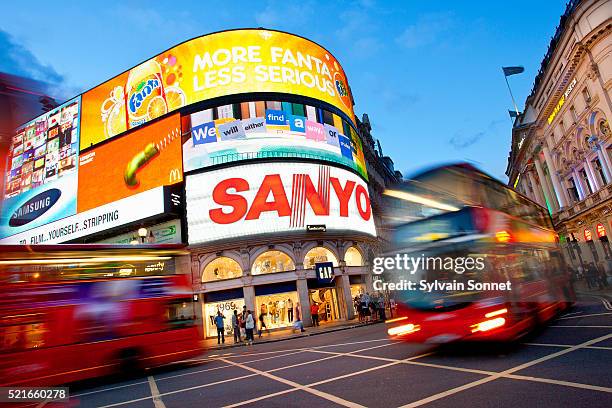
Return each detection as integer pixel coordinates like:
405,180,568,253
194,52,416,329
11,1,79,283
304,247,338,269
202,257,242,282
345,247,363,266
251,251,295,275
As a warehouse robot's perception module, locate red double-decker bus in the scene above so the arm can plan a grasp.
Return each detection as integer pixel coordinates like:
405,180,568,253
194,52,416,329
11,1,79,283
0,245,203,386
381,164,575,343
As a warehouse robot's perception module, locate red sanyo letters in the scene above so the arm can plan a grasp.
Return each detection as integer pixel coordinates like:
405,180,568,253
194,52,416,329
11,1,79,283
209,173,371,225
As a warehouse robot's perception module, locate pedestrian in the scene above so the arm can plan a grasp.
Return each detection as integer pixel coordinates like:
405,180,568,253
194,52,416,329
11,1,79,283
214,311,225,345
586,262,597,289
293,302,305,332
360,294,369,322
258,312,268,337
377,294,386,321
245,310,255,345
370,298,378,321
310,302,319,326
231,309,241,343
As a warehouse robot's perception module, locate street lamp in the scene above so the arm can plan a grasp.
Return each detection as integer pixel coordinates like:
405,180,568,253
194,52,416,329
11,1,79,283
138,227,148,244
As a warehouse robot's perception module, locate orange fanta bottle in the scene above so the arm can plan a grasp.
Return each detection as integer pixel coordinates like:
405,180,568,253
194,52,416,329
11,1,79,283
125,59,168,128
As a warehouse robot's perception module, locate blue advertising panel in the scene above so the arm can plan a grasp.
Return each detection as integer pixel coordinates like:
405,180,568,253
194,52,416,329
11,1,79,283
1,97,81,239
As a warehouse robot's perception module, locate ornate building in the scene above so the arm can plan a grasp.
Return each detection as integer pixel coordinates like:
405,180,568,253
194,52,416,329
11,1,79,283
506,0,611,267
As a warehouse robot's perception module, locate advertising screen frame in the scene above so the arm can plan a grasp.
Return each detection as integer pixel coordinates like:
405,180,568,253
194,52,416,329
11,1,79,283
79,28,356,151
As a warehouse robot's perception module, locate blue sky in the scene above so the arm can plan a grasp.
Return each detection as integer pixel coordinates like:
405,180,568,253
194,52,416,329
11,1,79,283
0,0,567,181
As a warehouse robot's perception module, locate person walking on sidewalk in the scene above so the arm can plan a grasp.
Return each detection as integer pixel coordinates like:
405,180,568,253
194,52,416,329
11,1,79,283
214,311,226,345
310,302,320,326
231,310,241,343
293,302,305,333
258,312,269,338
245,310,255,345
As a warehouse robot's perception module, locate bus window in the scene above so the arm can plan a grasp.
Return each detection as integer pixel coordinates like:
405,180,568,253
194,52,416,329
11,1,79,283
1,317,47,352
166,299,195,327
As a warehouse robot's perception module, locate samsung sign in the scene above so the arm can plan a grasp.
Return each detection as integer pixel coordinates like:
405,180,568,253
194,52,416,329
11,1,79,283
0,187,168,244
9,189,61,227
186,162,377,244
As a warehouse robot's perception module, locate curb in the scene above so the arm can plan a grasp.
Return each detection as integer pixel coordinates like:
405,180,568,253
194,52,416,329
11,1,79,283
207,320,384,351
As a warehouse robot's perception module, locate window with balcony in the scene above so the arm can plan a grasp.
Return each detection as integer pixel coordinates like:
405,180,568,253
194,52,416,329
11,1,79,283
567,177,579,203
593,158,607,185
580,168,593,195
582,87,591,104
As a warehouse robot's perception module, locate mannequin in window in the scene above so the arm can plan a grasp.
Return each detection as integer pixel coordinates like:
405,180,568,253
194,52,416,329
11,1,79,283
287,298,293,321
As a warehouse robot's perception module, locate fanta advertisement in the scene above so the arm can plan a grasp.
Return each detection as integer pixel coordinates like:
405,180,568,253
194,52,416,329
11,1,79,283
183,104,368,180
77,114,183,213
80,29,354,151
186,161,376,244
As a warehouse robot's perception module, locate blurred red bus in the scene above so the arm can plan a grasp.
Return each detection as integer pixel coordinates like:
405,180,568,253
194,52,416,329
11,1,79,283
381,164,575,343
0,245,203,386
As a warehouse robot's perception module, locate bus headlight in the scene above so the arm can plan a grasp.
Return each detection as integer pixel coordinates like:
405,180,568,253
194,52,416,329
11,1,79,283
387,323,421,336
471,317,505,333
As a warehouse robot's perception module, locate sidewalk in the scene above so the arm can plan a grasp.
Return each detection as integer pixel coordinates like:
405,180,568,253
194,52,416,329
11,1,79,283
205,319,383,350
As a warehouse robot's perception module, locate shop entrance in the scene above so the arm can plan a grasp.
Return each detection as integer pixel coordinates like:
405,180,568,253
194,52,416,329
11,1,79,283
309,287,340,324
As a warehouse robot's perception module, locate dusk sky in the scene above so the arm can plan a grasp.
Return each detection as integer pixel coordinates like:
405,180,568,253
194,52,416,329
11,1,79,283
0,0,567,181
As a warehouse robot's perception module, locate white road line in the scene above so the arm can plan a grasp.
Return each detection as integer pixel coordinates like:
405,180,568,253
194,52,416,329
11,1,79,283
148,376,166,408
222,341,406,407
220,357,367,408
225,338,394,359
505,374,612,393
97,373,259,408
551,325,612,328
524,342,612,350
583,294,612,310
397,333,612,408
72,380,149,397
557,312,612,320
155,363,233,381
560,311,583,317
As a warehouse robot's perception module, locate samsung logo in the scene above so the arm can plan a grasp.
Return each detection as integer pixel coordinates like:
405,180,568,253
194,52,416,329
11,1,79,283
10,189,61,227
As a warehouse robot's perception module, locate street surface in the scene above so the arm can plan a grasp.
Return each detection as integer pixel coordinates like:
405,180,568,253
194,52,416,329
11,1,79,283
63,295,612,408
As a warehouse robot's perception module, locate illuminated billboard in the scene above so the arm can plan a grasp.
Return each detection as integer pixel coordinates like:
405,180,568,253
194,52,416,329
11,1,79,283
80,29,354,150
183,101,367,179
186,162,376,244
1,98,81,239
77,113,182,213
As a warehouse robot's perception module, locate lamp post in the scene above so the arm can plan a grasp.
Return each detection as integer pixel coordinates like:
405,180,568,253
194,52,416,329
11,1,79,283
138,227,148,244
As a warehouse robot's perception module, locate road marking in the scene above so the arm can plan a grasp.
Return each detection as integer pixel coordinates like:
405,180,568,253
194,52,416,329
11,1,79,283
72,380,149,397
222,341,407,407
551,325,612,328
524,342,612,350
557,312,612,320
505,373,612,393
97,373,260,408
148,376,166,408
155,363,233,381
220,357,367,408
581,294,612,310
560,311,583,317
397,333,612,407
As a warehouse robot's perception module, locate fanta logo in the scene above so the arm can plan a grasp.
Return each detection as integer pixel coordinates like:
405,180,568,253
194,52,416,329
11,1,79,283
128,78,160,114
335,79,348,97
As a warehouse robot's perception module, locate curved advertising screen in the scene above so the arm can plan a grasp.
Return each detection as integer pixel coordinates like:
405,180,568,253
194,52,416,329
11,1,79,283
186,162,376,245
80,29,354,150
183,99,367,180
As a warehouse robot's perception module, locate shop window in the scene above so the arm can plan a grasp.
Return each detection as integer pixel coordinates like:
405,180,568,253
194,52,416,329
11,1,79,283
251,251,295,275
345,247,364,266
256,292,298,329
202,257,242,282
204,298,245,338
304,247,339,269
